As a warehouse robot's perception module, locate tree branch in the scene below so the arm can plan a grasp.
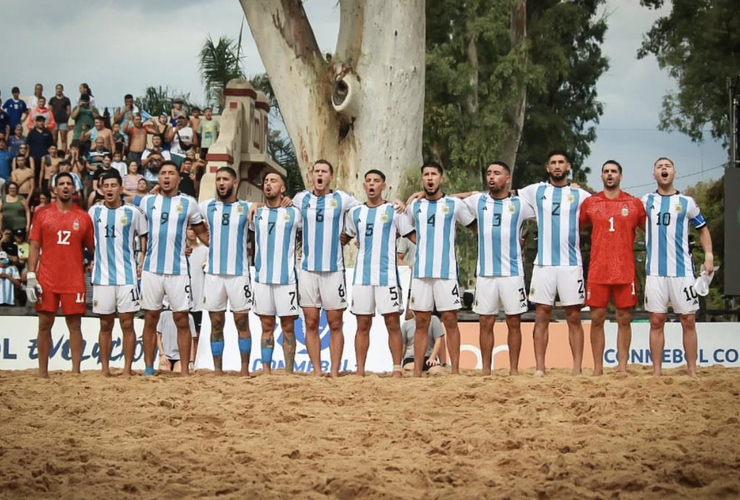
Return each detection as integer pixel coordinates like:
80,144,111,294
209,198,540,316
336,0,365,67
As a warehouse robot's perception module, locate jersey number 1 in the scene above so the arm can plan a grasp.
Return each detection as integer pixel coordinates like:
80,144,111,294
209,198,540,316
608,216,615,232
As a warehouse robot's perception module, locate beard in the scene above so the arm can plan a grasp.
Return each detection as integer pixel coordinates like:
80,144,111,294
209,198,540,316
217,186,234,200
550,171,567,182
424,185,440,197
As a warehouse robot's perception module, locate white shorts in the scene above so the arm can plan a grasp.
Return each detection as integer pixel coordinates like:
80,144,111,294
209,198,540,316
203,274,252,312
141,271,192,312
351,285,404,316
298,270,348,310
474,276,528,316
409,278,461,312
645,276,699,314
529,265,585,307
92,284,141,315
253,282,300,317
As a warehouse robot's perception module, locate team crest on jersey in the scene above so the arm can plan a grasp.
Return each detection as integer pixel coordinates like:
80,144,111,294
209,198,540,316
675,204,683,214
567,194,575,203
236,205,245,215
283,213,290,221
508,204,516,214
120,215,129,225
380,213,389,223
621,206,629,217
330,199,337,208
442,205,450,214
72,219,80,231
176,203,184,214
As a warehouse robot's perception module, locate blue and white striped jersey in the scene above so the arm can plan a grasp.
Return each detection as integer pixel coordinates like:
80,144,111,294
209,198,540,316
464,193,535,277
253,206,302,285
199,199,252,276
89,203,148,286
407,196,475,280
139,194,203,275
293,190,359,272
345,203,415,286
0,265,19,305
518,182,590,267
642,192,706,278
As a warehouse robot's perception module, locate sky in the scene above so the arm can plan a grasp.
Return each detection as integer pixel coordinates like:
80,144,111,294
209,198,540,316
0,0,727,197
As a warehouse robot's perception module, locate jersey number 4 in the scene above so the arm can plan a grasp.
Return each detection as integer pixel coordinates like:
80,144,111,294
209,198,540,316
57,230,71,245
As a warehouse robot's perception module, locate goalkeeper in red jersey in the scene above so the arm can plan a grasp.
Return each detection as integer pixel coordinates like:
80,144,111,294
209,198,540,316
579,161,645,376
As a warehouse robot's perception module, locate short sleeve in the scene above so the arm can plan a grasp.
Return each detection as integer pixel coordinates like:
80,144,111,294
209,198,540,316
187,198,203,225
292,191,306,209
463,193,482,218
341,191,360,212
518,197,536,220
134,207,148,236
344,207,358,237
687,197,706,228
517,183,538,208
394,209,415,237
453,198,475,226
198,201,209,227
640,193,649,208
430,316,445,339
577,188,591,205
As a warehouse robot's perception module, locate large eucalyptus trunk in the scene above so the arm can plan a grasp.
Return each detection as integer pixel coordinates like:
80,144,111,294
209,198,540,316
240,0,426,199
500,0,527,179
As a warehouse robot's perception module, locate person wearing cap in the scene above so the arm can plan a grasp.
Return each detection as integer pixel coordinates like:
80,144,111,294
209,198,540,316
13,228,29,272
642,157,714,377
2,87,28,130
26,115,54,180
166,112,196,167
0,250,21,306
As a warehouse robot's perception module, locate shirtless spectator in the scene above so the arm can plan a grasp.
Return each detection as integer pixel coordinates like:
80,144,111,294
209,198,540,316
140,135,170,190
0,105,10,139
11,156,35,198
150,114,172,150
49,84,72,152
39,144,62,192
13,144,34,174
189,107,201,148
124,114,151,164
26,97,56,132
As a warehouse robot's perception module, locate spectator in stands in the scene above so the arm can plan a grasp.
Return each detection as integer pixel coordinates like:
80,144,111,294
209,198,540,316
401,310,446,375
124,114,151,163
0,138,13,186
12,143,34,174
87,137,111,170
26,96,56,132
123,161,144,201
178,157,197,197
71,94,99,155
35,191,51,213
190,107,202,139
0,251,21,306
167,112,195,166
78,83,95,108
64,144,84,176
1,228,18,264
8,125,26,156
111,123,127,157
113,94,139,127
3,87,28,130
151,114,172,150
49,84,72,153
27,116,54,181
141,134,170,190
14,229,29,272
170,99,185,125
0,104,10,139
39,144,61,192
132,178,148,206
83,116,115,153
10,157,35,199
111,151,127,178
0,182,30,233
198,107,219,160
27,83,44,110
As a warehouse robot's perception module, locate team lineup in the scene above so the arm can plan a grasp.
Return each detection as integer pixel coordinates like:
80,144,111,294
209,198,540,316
26,151,714,378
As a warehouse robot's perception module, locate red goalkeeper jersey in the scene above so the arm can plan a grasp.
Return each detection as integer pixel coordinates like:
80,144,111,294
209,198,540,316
29,203,94,293
579,191,645,284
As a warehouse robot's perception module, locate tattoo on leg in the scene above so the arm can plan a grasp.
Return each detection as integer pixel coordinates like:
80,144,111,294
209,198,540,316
234,315,249,333
262,337,274,349
283,334,296,374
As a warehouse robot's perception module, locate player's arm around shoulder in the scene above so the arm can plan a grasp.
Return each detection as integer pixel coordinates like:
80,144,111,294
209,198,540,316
453,196,477,233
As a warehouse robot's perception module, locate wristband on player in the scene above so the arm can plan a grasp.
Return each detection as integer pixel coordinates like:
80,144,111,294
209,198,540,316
27,272,36,279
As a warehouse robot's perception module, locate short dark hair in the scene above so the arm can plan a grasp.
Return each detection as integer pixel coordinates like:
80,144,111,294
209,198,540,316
547,149,570,164
54,172,74,187
364,169,386,182
217,166,237,179
421,161,443,175
654,157,674,167
313,159,334,175
204,107,213,112
159,160,181,175
602,160,622,174
124,94,134,100
487,161,511,174
99,169,123,186
11,87,19,94
192,107,201,112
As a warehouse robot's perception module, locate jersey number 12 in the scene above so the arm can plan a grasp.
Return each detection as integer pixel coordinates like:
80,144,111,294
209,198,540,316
57,230,71,245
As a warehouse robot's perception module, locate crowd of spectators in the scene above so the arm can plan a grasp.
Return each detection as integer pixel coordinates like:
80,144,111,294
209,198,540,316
0,82,221,308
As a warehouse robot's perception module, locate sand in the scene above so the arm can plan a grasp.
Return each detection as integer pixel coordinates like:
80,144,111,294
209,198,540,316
0,366,739,500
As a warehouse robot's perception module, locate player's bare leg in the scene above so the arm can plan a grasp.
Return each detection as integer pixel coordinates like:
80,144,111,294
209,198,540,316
649,312,667,376
440,310,461,374
354,315,372,376
412,310,432,377
326,309,346,377
209,311,226,375
234,312,251,376
172,310,192,376
98,313,116,376
479,314,495,375
302,307,323,376
65,315,84,374
590,307,607,376
118,312,136,376
382,312,404,379
615,308,633,373
142,309,162,375
533,304,553,375
259,314,276,375
506,314,522,375
280,316,298,374
564,305,584,375
37,312,56,378
679,313,699,378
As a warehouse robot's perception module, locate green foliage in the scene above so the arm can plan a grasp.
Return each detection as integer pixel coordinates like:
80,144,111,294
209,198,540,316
514,0,608,188
199,35,245,110
135,86,196,117
638,0,740,144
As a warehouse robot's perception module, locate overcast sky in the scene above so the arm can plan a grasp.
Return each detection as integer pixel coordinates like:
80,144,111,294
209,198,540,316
1,0,727,197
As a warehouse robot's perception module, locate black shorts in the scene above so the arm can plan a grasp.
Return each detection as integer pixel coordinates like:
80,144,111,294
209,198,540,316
190,311,203,334
402,356,431,371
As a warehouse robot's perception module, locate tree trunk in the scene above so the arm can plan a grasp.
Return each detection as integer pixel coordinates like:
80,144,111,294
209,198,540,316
240,0,426,200
500,0,527,180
